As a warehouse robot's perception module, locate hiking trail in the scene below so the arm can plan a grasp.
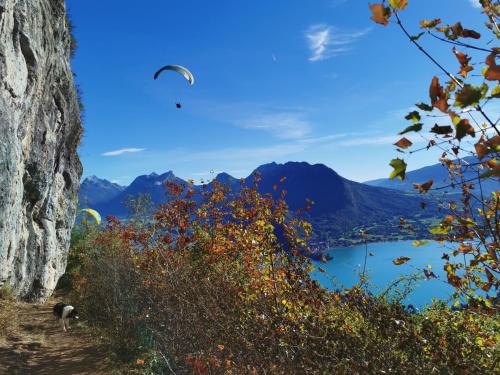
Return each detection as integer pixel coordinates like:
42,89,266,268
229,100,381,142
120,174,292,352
0,292,117,375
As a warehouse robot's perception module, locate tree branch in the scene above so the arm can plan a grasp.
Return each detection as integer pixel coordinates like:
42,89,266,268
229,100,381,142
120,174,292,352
428,31,494,53
394,11,500,136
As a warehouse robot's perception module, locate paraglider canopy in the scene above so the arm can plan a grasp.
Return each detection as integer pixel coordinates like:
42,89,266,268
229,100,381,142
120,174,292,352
153,65,195,85
79,208,102,225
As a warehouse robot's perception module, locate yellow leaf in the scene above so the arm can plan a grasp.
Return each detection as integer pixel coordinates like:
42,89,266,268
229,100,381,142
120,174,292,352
412,240,430,247
389,0,408,10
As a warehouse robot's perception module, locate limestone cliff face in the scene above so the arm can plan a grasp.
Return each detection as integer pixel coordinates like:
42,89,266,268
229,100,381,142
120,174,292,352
0,0,83,301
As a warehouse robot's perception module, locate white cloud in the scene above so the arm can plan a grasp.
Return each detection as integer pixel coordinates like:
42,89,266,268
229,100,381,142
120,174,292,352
182,143,306,162
338,135,399,146
297,133,348,144
306,25,332,62
469,0,481,7
102,148,146,157
239,112,312,139
306,24,370,62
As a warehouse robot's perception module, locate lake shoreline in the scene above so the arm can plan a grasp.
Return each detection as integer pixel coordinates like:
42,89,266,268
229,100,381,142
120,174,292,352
310,240,456,308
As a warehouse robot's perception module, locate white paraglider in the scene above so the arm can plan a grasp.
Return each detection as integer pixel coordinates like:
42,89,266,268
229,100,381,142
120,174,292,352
153,65,195,85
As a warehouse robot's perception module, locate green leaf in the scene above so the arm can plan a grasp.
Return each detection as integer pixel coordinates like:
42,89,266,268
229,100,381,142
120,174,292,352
416,102,433,111
410,32,425,41
389,158,407,180
399,123,423,135
454,84,488,108
404,111,421,123
490,85,500,98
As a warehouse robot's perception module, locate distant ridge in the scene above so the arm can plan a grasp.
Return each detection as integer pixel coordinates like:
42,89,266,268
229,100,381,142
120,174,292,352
92,171,185,217
79,176,125,207
82,162,438,244
365,156,497,194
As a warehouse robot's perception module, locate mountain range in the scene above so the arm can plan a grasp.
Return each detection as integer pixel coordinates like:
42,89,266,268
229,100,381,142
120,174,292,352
80,161,441,246
366,156,497,194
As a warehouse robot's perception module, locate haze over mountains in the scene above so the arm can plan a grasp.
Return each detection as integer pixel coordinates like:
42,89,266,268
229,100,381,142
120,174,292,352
80,162,439,244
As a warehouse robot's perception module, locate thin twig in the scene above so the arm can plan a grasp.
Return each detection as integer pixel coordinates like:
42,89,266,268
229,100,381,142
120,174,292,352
428,31,494,53
394,12,463,87
394,11,500,137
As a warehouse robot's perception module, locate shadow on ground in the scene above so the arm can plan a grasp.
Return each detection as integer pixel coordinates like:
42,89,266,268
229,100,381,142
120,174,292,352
0,295,116,375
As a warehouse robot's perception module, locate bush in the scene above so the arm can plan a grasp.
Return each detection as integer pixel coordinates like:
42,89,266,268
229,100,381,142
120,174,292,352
68,181,498,374
0,284,18,344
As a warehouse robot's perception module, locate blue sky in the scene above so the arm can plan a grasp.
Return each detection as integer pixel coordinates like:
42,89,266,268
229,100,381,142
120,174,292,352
67,0,490,185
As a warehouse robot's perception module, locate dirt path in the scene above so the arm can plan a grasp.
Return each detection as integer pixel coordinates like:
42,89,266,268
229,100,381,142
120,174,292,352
0,294,117,375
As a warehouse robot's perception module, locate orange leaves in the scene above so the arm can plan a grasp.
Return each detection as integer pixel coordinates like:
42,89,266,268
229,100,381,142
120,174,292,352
444,263,463,288
459,28,481,39
136,358,145,366
430,124,453,135
485,52,500,81
445,22,481,40
429,76,449,113
393,256,411,265
394,137,413,149
185,355,208,374
442,215,454,226
475,136,500,159
413,180,433,193
369,3,392,26
453,47,473,78
420,19,441,29
475,137,490,159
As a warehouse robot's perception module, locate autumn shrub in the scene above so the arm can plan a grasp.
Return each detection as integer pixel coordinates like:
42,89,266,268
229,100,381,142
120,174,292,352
68,180,498,374
0,284,18,344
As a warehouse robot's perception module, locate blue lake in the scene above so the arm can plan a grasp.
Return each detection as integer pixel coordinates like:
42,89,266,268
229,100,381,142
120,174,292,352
311,241,458,309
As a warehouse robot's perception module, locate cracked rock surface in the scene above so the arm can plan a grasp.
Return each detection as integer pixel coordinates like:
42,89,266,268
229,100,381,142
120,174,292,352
0,0,82,301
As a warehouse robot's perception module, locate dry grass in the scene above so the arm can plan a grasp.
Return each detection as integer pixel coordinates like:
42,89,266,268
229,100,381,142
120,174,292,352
67,184,499,374
0,285,19,345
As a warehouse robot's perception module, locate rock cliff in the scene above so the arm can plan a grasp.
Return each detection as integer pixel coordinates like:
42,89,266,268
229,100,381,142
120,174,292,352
0,0,82,301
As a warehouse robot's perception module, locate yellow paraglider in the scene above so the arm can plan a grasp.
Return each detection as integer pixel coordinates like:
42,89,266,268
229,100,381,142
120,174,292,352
79,208,102,225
